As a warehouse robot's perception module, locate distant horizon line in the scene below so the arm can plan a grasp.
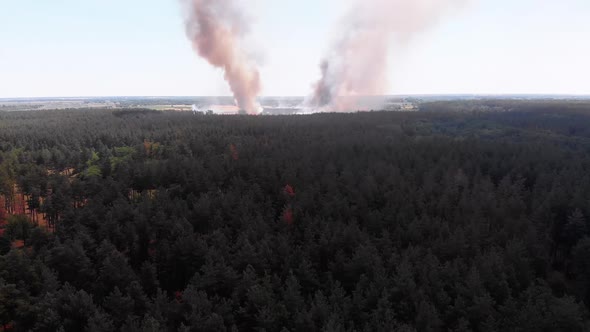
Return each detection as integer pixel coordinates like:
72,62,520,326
2,93,590,101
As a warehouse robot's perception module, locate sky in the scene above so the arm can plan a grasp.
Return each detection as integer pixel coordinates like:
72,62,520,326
0,0,589,98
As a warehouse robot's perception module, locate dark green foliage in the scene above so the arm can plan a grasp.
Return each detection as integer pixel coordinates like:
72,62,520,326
0,237,10,255
1,102,590,330
5,215,33,244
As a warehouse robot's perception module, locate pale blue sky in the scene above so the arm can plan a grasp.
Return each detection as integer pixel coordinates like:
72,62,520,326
1,0,589,98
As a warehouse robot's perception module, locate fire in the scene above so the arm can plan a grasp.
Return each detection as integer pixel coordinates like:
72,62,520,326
183,0,262,114
308,0,465,112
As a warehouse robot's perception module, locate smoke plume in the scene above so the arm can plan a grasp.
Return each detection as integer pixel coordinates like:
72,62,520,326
183,0,261,114
310,0,465,111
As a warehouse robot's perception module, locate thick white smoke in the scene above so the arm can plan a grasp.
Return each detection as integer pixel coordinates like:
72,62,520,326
183,0,262,114
309,0,466,112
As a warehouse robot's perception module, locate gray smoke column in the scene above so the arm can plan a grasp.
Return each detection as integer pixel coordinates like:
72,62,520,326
183,0,261,114
310,0,465,111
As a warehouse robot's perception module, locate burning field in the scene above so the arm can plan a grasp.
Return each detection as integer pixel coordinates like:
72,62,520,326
181,0,464,114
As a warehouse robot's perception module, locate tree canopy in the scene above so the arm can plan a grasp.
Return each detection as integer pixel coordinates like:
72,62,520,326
1,101,590,330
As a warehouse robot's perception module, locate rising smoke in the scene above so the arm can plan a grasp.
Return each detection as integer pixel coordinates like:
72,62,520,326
310,0,465,112
183,0,261,114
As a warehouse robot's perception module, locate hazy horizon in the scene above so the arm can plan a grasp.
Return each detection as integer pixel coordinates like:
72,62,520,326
3,94,590,101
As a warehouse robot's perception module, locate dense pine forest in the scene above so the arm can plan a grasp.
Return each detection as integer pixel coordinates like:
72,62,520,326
2,101,590,331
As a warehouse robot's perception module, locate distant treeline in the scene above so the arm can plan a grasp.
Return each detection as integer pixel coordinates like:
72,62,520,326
419,99,590,114
112,109,163,117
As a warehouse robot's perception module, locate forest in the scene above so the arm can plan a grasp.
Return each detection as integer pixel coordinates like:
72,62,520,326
1,100,590,331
